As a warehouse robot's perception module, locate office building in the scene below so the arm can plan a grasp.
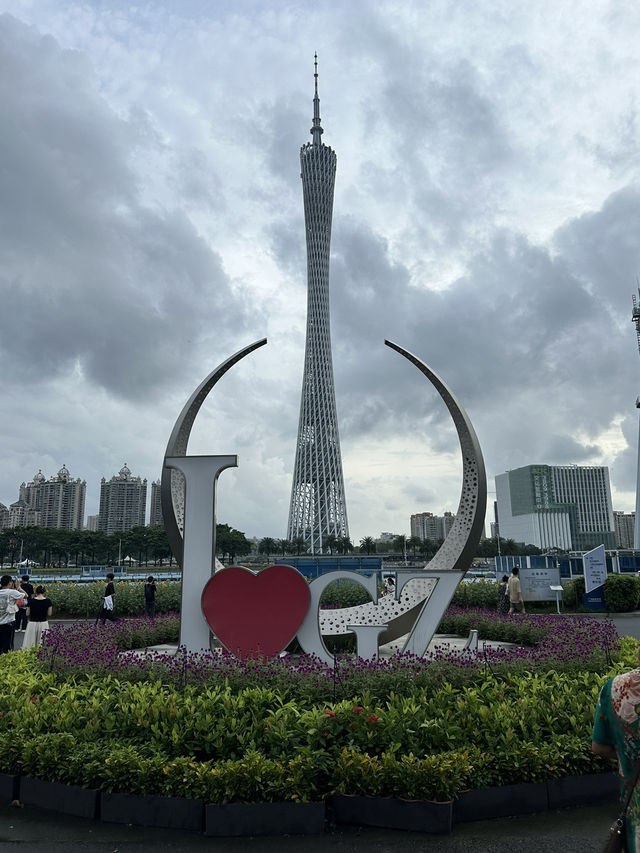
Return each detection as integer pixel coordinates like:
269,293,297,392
98,463,147,535
287,58,349,554
495,464,615,551
614,511,636,549
19,465,85,530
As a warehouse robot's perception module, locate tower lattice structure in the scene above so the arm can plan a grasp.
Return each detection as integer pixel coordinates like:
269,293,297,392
287,58,349,554
632,289,640,548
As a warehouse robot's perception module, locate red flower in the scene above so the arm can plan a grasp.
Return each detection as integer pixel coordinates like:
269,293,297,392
29,696,37,702
352,706,364,714
366,714,379,724
323,709,336,717
50,697,56,703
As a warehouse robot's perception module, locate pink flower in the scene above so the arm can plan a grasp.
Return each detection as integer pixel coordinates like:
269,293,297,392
352,706,364,714
367,714,379,724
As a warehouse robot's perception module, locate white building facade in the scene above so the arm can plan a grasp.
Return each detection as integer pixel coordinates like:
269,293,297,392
496,464,615,551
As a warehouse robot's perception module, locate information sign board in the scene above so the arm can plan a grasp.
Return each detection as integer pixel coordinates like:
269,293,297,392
518,567,561,601
583,545,607,593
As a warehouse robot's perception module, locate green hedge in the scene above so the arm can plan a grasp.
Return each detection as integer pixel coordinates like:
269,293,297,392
0,650,618,802
564,574,640,612
43,580,181,618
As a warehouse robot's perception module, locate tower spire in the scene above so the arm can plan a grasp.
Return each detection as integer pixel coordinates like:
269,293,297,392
311,52,323,145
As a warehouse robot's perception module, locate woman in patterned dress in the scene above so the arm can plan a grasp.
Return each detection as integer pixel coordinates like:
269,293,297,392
592,656,640,852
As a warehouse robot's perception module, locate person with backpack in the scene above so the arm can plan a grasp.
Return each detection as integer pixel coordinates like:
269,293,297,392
0,575,27,653
144,576,157,619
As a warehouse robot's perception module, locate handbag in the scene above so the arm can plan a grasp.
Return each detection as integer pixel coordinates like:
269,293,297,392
602,761,640,853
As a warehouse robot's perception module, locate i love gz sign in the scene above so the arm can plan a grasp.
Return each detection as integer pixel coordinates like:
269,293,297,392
163,340,486,666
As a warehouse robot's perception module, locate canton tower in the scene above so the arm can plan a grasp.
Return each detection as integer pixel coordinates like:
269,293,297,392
287,57,349,554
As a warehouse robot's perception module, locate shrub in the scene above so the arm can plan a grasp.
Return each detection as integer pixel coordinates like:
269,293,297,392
44,580,181,618
563,577,585,609
604,574,640,612
452,579,498,609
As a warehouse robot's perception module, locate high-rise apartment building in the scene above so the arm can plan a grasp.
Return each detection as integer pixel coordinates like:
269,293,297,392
18,466,85,530
0,500,40,529
410,511,456,541
98,464,147,535
149,480,163,527
495,464,615,551
287,58,348,553
614,511,636,549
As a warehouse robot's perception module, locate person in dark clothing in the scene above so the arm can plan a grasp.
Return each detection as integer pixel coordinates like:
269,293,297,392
497,575,510,614
22,586,52,649
144,576,157,618
14,575,34,632
96,573,117,624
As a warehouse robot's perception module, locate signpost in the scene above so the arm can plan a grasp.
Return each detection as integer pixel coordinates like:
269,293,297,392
582,545,607,611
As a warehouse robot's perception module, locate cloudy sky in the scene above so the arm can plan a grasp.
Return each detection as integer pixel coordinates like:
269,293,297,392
1,0,639,544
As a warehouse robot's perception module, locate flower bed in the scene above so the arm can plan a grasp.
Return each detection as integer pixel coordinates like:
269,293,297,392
38,609,618,698
0,609,624,805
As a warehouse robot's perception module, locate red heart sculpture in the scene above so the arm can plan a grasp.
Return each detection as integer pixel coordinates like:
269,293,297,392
201,564,311,660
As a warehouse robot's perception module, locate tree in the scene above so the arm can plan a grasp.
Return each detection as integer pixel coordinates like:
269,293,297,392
407,536,422,559
216,524,252,563
290,537,307,556
337,536,353,554
324,534,337,555
392,535,407,555
359,536,375,555
276,538,290,558
258,537,276,561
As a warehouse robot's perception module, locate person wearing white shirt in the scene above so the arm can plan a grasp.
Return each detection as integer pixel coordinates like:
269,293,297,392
0,575,27,653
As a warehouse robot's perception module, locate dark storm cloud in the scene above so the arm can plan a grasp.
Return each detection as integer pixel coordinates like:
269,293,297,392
329,185,637,484
0,14,247,400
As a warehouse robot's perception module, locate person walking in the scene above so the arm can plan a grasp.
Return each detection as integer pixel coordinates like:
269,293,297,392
22,586,52,650
592,646,640,850
0,576,27,653
497,574,510,614
14,574,34,633
144,576,157,618
507,566,526,614
96,573,117,625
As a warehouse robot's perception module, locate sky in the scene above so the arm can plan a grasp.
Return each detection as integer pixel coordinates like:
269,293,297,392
1,0,640,545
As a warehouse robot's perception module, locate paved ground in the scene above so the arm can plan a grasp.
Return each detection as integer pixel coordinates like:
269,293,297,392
0,800,620,852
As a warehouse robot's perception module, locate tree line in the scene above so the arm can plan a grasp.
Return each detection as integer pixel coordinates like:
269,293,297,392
0,525,545,569
0,523,253,568
256,534,542,559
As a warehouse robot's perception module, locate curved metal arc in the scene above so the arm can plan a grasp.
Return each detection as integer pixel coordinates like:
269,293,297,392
161,338,268,566
312,341,488,652
384,339,487,574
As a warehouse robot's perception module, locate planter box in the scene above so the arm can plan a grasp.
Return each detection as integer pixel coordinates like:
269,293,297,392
101,791,204,831
19,777,99,819
453,782,548,824
0,772,20,803
547,773,618,809
330,795,452,834
205,801,325,837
